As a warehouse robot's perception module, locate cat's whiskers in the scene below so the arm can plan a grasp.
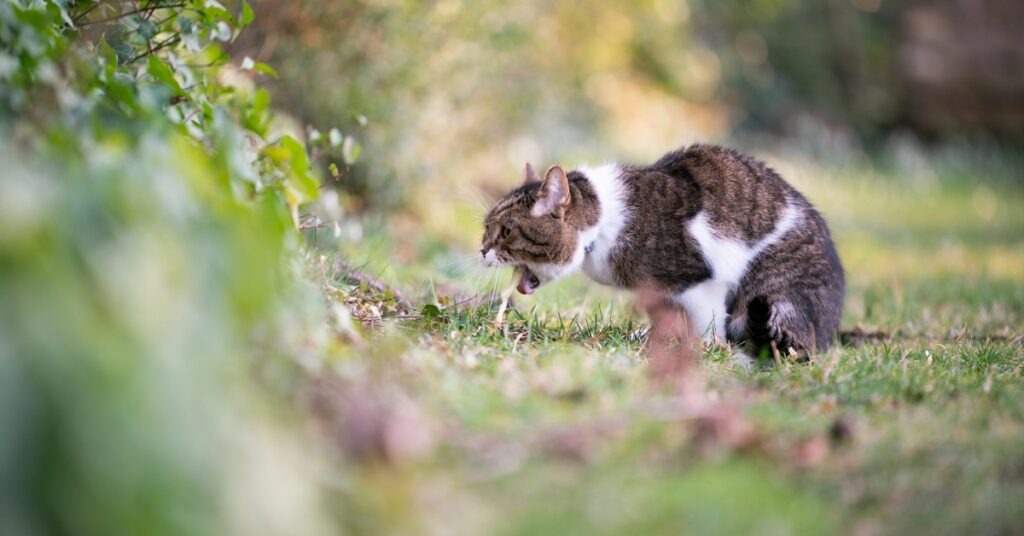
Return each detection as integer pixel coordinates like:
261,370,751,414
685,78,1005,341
438,250,508,300
437,250,501,287
441,248,520,302
456,186,494,218
484,268,510,301
481,267,501,296
437,251,481,272
469,270,498,297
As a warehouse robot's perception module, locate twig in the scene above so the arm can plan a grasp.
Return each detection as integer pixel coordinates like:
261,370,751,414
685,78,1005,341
184,52,229,69
79,2,188,26
126,35,180,64
838,326,1021,346
72,1,107,24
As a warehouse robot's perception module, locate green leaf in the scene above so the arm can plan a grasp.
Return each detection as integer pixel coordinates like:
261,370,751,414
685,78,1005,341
193,43,226,67
280,135,319,202
53,0,75,27
108,35,133,64
253,62,278,78
243,88,271,136
240,0,255,28
98,38,118,68
261,146,290,165
106,72,138,108
252,88,270,114
421,304,442,319
240,58,278,79
204,5,235,25
147,55,184,95
137,19,158,40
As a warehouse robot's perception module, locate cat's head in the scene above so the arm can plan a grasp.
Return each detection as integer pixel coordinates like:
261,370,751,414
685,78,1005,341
481,163,594,294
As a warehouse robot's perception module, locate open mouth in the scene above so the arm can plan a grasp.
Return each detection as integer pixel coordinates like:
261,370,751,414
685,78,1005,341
516,266,542,295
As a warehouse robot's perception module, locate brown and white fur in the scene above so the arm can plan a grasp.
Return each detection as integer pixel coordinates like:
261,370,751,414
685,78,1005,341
481,144,845,358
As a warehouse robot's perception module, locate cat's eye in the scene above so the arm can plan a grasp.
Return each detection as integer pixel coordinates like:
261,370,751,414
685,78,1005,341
499,226,511,239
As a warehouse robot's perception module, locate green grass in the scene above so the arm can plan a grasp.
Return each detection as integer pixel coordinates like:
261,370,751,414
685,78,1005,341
316,148,1024,535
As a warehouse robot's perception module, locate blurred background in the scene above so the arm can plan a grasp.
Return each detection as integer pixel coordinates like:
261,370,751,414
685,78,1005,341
234,0,1023,205
2,1,1022,535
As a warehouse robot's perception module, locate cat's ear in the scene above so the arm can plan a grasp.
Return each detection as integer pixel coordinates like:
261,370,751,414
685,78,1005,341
531,165,571,218
523,162,541,185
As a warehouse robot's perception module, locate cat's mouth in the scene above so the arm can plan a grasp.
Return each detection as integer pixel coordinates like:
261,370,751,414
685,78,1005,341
516,266,542,295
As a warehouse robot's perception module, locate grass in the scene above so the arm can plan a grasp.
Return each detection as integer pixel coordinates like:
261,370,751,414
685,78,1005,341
313,145,1024,535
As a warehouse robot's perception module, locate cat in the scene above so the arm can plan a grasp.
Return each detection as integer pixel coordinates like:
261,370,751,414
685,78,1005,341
480,144,845,357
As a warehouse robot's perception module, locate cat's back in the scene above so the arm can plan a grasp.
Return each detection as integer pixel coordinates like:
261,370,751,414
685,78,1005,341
638,144,798,243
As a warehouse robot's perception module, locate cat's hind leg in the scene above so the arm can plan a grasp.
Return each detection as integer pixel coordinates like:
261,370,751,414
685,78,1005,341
744,295,815,359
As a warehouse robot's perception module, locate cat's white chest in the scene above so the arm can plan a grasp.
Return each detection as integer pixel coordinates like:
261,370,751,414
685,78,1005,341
577,163,630,287
581,231,618,286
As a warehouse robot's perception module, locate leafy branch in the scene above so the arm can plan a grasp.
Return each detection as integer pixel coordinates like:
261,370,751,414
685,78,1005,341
126,34,180,64
74,1,189,27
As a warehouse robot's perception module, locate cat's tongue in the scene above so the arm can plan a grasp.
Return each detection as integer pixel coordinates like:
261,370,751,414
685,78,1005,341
517,267,539,295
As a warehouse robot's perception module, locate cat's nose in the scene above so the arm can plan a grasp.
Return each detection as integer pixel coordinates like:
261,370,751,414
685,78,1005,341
480,248,487,256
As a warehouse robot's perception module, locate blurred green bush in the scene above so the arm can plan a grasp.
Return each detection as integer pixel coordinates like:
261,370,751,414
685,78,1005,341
0,2,334,534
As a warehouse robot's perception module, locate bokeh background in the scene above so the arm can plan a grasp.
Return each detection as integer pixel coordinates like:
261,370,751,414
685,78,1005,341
2,1,1023,535
235,0,1024,203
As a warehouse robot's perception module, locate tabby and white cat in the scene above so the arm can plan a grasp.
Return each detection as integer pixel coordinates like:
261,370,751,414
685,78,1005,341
481,144,845,356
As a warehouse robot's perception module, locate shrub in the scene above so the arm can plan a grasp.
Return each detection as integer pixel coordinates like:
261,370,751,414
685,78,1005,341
0,2,334,533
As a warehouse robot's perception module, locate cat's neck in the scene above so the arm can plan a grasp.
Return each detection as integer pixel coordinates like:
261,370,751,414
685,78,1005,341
576,163,630,286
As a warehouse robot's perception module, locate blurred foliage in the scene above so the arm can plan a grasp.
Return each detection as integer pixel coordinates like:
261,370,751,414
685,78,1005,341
237,0,1021,211
235,0,717,208
689,0,899,139
0,1,338,534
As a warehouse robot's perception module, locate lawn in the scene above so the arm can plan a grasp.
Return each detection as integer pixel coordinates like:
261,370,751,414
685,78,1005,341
314,144,1023,535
